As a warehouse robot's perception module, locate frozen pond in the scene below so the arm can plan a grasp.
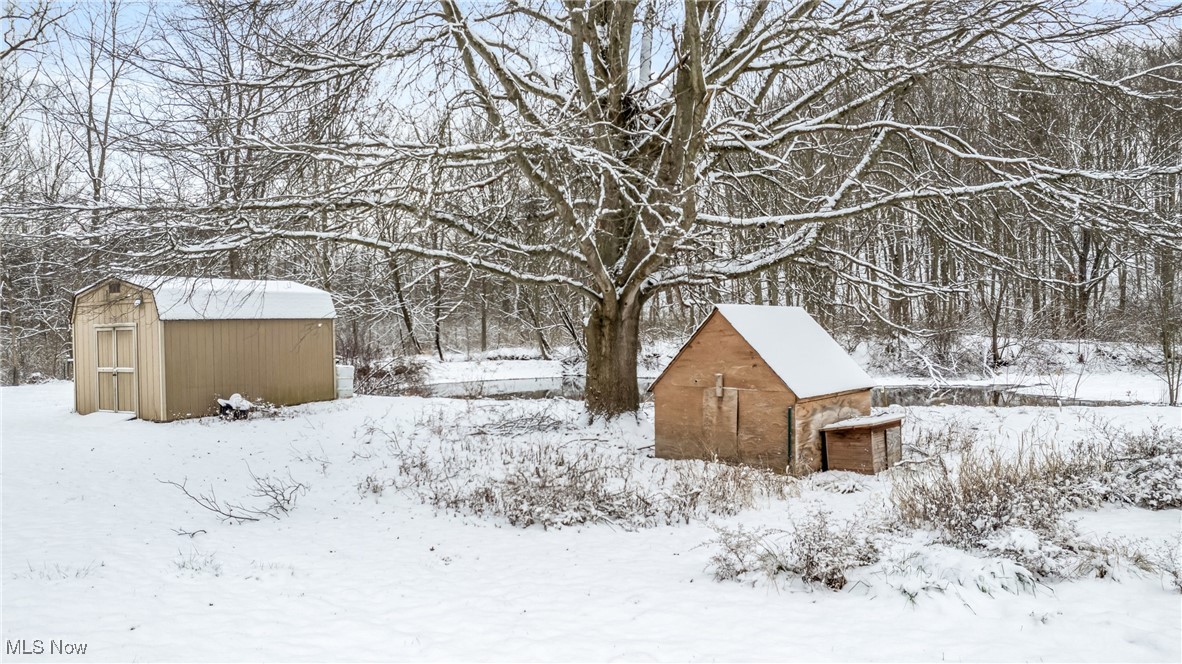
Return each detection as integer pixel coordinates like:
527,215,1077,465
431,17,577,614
412,377,1149,407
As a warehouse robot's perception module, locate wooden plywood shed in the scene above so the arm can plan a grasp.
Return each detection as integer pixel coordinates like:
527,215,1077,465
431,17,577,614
651,305,878,474
820,413,904,474
72,275,336,421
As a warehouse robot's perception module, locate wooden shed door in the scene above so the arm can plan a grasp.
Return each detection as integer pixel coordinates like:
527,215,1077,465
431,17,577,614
702,387,739,457
97,327,136,413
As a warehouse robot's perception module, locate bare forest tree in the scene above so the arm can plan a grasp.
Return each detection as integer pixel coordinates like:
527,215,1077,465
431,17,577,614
2,0,70,383
3,1,1181,413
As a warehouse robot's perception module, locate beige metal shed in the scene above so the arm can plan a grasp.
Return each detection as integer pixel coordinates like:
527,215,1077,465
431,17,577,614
72,275,336,421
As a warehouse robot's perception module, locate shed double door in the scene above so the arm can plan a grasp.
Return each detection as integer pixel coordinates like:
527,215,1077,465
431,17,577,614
96,326,136,413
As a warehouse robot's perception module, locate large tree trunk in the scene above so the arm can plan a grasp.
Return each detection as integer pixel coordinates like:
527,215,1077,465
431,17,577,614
584,298,642,417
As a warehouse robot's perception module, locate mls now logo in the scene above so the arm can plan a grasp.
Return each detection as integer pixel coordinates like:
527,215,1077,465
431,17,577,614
6,639,89,655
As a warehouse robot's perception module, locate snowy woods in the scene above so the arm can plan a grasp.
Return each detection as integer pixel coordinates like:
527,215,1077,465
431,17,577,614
3,1,1181,412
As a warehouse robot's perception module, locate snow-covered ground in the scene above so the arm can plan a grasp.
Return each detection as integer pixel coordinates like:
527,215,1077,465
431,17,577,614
3,382,1180,662
428,358,567,384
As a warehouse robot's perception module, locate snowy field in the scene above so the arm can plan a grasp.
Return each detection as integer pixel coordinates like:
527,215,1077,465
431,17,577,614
3,381,1180,662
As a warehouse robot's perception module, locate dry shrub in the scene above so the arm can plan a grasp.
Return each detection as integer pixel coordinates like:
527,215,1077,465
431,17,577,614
359,416,796,530
1102,426,1182,510
893,422,1182,545
354,357,429,396
707,509,880,590
891,448,1072,549
907,421,979,460
470,408,571,438
1149,535,1182,593
891,422,1181,580
670,460,797,515
174,548,222,577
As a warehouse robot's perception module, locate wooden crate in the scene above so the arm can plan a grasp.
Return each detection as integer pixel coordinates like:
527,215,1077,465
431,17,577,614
821,414,905,474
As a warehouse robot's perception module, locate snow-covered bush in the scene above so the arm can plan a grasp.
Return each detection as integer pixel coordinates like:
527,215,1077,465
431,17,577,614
876,545,1045,599
894,421,1182,535
1101,427,1182,510
359,414,795,530
1035,424,1182,511
669,460,798,515
386,438,793,529
1149,536,1182,593
707,510,880,590
891,448,1072,549
975,528,1155,580
890,422,1181,580
804,470,872,494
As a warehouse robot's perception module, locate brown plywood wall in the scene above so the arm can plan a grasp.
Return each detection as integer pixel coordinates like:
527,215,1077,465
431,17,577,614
886,427,902,465
655,312,797,394
823,429,876,474
792,390,872,473
73,283,166,421
735,388,792,469
654,312,795,471
823,425,903,474
162,319,334,419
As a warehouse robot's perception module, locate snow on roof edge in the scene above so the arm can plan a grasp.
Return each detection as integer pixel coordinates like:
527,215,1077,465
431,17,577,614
78,275,336,321
713,304,876,399
821,413,905,431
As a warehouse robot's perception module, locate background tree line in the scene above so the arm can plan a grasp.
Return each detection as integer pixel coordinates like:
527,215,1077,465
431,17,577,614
2,1,1180,407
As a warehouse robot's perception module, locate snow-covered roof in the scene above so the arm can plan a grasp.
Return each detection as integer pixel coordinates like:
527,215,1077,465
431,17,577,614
713,304,875,399
81,275,336,320
821,413,904,431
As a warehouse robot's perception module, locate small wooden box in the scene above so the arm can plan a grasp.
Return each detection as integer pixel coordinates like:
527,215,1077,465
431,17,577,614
821,414,904,474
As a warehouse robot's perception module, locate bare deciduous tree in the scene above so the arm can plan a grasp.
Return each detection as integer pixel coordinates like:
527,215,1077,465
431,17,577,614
6,1,1182,412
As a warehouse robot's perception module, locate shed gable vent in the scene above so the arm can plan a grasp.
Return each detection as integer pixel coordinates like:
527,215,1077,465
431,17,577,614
108,283,121,294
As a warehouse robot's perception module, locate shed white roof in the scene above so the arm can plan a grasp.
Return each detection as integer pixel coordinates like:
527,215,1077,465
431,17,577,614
98,275,336,320
713,304,875,399
821,413,904,431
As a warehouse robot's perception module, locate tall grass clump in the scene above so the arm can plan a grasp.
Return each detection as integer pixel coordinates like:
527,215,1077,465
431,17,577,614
891,448,1075,548
357,411,797,530
707,509,881,590
890,422,1181,580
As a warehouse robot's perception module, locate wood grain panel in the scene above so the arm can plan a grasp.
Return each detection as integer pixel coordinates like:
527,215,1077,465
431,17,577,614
655,385,712,460
886,426,902,465
701,387,739,458
735,389,790,470
653,312,796,398
824,429,876,474
792,390,872,473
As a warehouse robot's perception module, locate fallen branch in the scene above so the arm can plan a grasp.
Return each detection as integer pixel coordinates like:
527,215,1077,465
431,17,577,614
158,478,265,523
